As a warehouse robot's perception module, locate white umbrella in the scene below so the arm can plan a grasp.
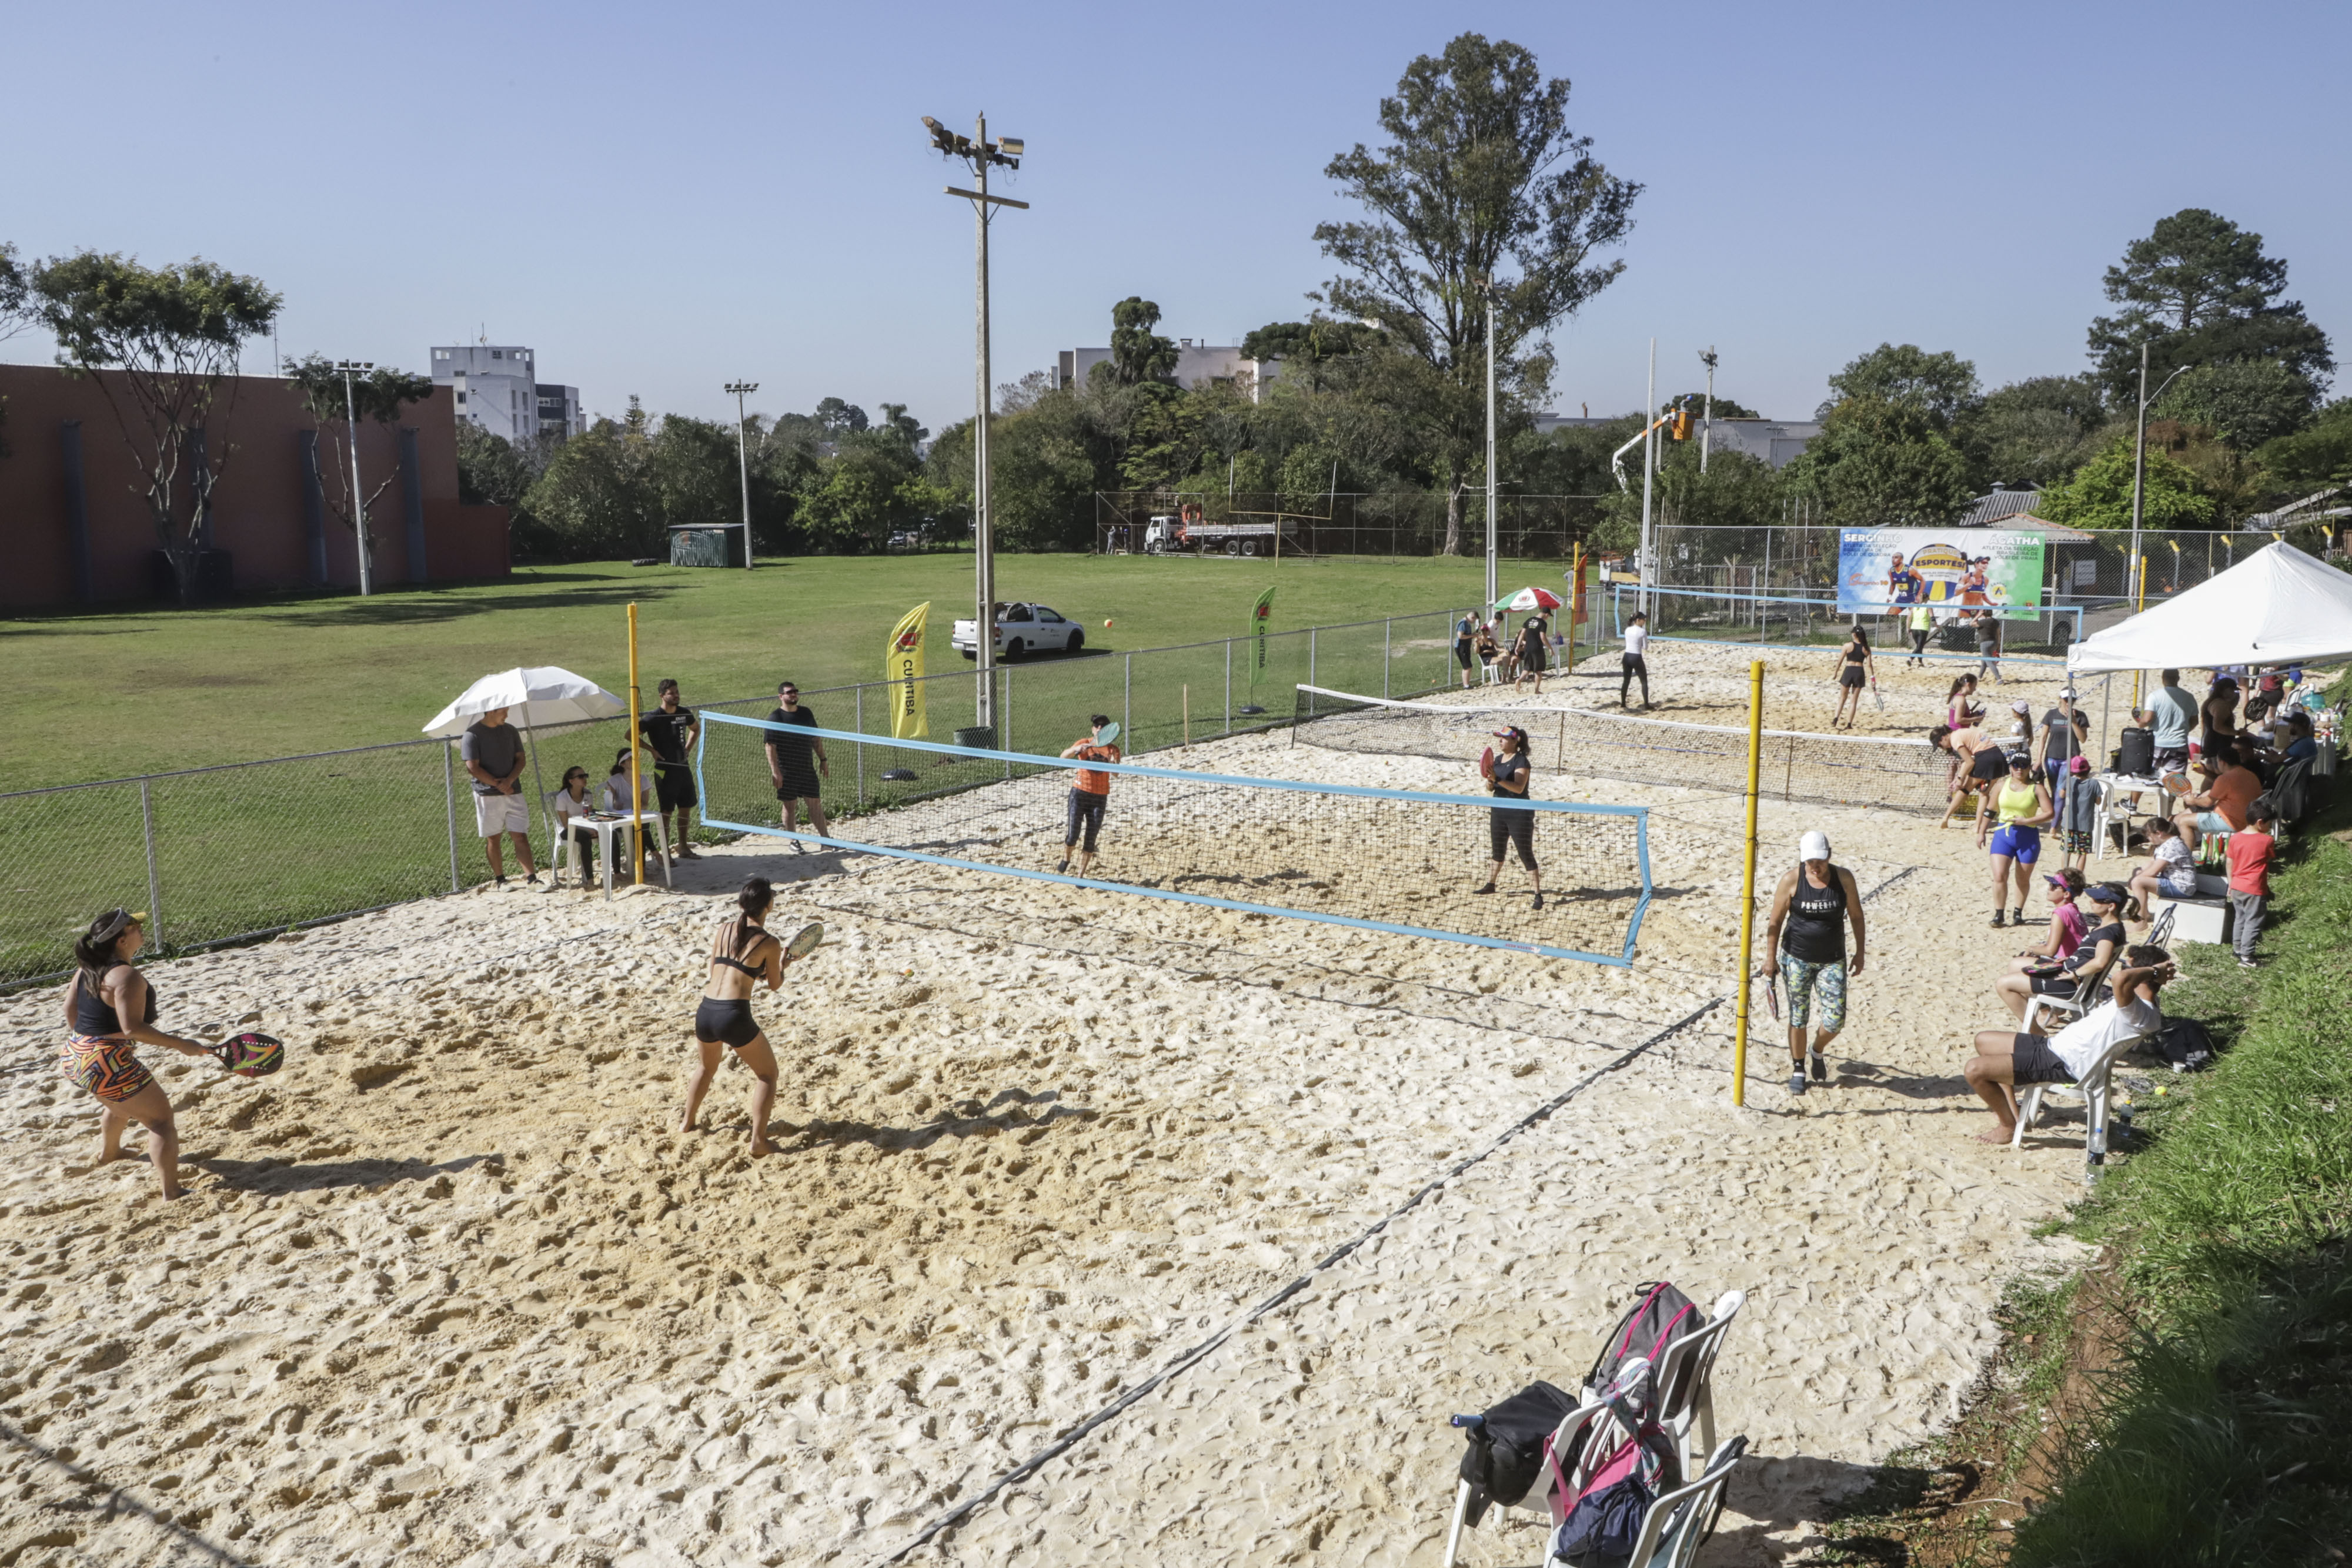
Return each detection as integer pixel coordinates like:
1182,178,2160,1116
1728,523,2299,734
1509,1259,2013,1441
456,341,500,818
422,666,627,738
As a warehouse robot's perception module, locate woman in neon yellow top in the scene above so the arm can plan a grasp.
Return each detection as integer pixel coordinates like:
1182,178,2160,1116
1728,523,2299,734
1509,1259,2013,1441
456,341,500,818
1976,749,2053,929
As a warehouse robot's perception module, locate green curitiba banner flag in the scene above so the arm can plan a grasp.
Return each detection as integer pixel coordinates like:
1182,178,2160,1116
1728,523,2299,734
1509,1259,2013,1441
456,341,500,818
1248,587,1275,687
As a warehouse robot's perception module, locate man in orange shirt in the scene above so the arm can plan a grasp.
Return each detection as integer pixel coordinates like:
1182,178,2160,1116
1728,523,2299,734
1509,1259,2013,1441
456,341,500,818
2173,740,2261,851
1058,715,1122,877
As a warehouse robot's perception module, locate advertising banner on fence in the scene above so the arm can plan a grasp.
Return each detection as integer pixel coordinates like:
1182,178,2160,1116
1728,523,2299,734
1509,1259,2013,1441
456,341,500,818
886,601,928,737
1248,587,1275,687
1838,529,2044,620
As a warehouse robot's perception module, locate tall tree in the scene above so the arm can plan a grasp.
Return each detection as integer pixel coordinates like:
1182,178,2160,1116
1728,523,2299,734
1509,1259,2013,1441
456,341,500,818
1956,374,2110,490
2037,433,2214,531
1818,343,1980,430
284,355,435,591
31,251,280,603
2086,209,2333,411
1313,32,1638,553
1107,297,1179,386
1784,396,1972,527
0,242,30,339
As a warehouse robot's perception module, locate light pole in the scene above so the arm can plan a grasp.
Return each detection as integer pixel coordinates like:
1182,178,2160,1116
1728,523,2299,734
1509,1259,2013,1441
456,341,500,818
1640,337,1657,614
724,380,758,570
2126,341,2191,589
1698,346,1718,474
1480,272,1499,611
925,113,1027,739
334,359,374,597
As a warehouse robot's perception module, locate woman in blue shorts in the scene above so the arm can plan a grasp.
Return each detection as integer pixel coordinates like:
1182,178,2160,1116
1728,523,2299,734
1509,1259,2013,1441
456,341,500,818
1759,830,1866,1098
1976,750,2053,929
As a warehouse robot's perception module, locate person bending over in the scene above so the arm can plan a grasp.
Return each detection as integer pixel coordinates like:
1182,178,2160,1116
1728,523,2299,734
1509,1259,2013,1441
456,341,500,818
1759,830,1865,1097
59,909,215,1201
680,877,803,1158
1964,947,2173,1144
1475,727,1543,910
1058,715,1121,876
1932,723,2007,829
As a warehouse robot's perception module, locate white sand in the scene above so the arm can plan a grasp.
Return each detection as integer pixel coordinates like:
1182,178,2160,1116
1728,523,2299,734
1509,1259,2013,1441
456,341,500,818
0,640,2106,1567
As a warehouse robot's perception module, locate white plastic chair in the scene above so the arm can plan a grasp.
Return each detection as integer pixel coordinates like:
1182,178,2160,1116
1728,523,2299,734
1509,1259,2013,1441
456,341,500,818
1442,1382,1628,1568
1639,1290,1745,1482
1586,1436,1749,1568
2012,1014,2160,1181
2020,944,2121,1037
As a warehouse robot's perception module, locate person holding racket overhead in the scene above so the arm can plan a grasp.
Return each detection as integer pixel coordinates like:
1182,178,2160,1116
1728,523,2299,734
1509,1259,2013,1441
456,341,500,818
1059,715,1122,877
59,908,216,1201
1474,726,1544,910
681,876,821,1157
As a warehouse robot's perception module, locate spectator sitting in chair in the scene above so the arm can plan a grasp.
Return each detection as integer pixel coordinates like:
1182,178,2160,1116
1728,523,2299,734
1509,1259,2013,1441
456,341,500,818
1963,947,2174,1145
550,765,600,890
2124,817,2197,927
2280,711,2320,767
2173,740,2260,852
597,745,654,815
1994,879,2122,1021
2000,867,2087,977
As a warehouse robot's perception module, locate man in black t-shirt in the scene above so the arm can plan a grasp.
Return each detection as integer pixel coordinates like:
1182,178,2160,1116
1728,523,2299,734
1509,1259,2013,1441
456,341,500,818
763,680,830,844
2032,688,2088,800
639,679,701,858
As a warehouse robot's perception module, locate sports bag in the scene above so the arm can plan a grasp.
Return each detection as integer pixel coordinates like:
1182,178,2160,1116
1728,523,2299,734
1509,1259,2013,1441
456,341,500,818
1546,1364,1682,1568
1584,1281,1699,1396
1453,1379,1578,1527
2152,1018,2216,1073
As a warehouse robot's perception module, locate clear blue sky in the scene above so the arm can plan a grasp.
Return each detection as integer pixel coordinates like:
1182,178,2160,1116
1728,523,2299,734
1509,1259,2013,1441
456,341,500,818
5,1,2345,433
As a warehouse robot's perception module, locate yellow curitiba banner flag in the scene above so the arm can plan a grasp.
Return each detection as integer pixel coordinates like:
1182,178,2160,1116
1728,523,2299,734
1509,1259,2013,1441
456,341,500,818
887,601,929,738
1248,586,1276,687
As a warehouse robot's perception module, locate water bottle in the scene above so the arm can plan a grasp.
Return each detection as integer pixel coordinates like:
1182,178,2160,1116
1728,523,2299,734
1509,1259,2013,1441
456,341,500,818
2113,1103,2134,1149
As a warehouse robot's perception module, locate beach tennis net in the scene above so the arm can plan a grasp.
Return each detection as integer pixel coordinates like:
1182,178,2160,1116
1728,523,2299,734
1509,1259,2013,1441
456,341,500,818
1290,685,1950,815
694,712,1652,966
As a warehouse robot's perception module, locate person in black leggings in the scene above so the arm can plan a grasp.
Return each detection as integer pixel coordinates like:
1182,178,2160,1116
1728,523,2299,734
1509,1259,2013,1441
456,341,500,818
1620,611,1652,709
680,877,801,1156
1474,727,1544,910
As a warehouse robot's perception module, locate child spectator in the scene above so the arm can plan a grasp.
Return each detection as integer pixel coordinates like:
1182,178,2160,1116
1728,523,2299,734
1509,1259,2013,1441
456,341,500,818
2125,817,2197,927
2224,804,2276,968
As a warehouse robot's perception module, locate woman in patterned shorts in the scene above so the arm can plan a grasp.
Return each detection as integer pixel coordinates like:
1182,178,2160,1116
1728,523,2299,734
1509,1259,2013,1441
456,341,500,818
59,908,214,1200
1759,830,1867,1099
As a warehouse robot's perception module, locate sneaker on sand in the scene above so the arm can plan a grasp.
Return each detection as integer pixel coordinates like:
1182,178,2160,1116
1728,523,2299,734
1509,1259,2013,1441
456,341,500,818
1808,1051,1828,1082
1788,1069,1808,1097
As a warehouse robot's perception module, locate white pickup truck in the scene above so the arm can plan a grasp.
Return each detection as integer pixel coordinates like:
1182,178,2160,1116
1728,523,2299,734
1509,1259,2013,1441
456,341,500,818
951,601,1087,658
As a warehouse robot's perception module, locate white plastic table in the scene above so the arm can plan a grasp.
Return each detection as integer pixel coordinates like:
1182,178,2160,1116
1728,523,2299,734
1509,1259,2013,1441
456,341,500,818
556,811,673,900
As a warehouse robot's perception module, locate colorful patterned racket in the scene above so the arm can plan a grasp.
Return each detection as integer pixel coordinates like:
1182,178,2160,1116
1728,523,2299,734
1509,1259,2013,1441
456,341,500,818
781,922,824,962
212,1031,284,1078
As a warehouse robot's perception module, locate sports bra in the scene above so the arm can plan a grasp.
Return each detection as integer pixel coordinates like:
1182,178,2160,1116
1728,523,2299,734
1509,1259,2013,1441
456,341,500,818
71,965,156,1035
1996,777,2041,824
1843,644,1868,665
709,920,776,977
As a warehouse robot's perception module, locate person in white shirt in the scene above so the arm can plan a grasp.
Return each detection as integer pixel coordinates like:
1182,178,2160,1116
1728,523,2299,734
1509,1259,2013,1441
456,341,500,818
1962,947,2173,1144
596,745,654,814
549,765,599,888
1619,611,1652,709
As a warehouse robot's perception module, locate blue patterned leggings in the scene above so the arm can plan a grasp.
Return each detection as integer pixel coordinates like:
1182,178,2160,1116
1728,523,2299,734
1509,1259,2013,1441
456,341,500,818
1780,952,1847,1035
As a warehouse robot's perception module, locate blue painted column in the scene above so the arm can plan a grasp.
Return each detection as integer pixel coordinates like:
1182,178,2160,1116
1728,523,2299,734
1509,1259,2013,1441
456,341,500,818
61,420,94,603
399,426,428,582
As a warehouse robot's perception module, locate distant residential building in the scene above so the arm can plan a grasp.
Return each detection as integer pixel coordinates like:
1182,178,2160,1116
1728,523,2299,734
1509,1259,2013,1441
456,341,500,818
429,345,584,443
1703,417,1821,469
1055,342,1280,402
1957,484,2044,527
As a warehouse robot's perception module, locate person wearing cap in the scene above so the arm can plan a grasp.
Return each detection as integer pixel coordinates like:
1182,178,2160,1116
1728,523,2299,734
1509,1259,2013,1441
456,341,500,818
1994,880,2122,1021
1474,727,1544,910
2033,688,2089,800
1999,696,2034,748
1966,946,2174,1145
1514,615,1550,696
2054,754,2101,873
2002,867,2089,976
1759,830,1865,1096
1978,748,2053,927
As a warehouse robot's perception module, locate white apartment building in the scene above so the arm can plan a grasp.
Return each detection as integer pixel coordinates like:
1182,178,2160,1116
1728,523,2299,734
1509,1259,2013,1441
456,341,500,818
1055,342,1281,402
429,345,585,443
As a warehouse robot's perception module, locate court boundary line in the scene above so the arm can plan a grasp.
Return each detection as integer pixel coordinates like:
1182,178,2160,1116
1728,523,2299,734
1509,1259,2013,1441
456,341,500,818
1293,684,1935,748
864,994,1728,1567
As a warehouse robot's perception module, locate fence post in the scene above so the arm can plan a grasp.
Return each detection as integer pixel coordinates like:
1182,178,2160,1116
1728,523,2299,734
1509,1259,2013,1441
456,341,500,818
1003,664,1013,778
1224,640,1233,737
443,743,461,893
1124,653,1132,750
855,684,866,808
139,778,166,950
1383,618,1392,698
1309,627,1318,692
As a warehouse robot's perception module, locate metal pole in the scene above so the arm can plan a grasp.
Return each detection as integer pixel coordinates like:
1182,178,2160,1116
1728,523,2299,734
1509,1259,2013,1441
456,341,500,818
444,743,460,892
343,365,372,598
1640,337,1657,615
973,112,998,735
1124,653,1132,749
855,684,865,807
727,380,759,570
1732,659,1763,1106
627,603,644,884
139,778,165,951
2128,342,2149,584
1224,640,1233,736
1001,663,1011,779
1484,279,1499,611
1309,627,1318,693
2099,671,2113,771
1700,347,1716,474
1384,618,1392,698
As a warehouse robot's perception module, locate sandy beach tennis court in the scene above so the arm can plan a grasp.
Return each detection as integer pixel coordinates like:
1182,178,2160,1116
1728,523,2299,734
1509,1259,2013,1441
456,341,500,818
0,638,2100,1567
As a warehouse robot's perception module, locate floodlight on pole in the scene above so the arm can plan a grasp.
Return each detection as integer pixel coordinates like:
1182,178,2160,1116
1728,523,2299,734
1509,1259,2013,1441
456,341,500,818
2126,342,2192,583
1478,272,1499,611
924,111,1027,738
724,380,759,571
333,359,375,597
1640,338,1657,614
1698,347,1718,474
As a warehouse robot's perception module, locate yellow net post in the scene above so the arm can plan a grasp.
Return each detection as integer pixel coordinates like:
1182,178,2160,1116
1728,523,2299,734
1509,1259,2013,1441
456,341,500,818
1732,657,1764,1106
627,602,644,886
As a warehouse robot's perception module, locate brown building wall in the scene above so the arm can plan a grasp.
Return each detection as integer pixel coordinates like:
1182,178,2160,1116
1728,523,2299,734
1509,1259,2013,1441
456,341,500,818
0,364,508,610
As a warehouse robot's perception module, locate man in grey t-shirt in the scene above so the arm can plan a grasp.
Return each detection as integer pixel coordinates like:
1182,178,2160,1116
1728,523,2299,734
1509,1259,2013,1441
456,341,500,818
2136,667,2198,773
460,707,539,886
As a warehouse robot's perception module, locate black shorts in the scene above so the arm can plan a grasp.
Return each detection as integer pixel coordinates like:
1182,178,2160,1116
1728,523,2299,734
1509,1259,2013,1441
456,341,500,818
654,763,699,811
1065,788,1107,852
2009,1033,2077,1085
1521,646,1548,674
1839,666,1866,688
1910,629,1930,651
1971,748,2010,784
694,997,761,1048
1455,640,1475,670
1489,807,1536,869
774,757,821,800
2028,971,2079,996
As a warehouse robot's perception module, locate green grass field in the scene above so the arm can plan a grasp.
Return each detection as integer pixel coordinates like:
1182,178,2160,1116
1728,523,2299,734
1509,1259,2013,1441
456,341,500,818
1,550,1553,791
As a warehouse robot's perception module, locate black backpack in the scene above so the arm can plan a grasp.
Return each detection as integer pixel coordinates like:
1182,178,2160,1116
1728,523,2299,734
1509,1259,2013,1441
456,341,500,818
2153,1018,2217,1072
1453,1380,1578,1527
1585,1281,1700,1395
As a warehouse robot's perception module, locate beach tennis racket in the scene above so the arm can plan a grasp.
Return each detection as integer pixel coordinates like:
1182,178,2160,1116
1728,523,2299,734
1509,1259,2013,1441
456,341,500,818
781,922,824,963
1871,678,1885,712
211,1031,284,1078
1093,721,1121,748
1479,745,1495,780
1762,972,1782,1022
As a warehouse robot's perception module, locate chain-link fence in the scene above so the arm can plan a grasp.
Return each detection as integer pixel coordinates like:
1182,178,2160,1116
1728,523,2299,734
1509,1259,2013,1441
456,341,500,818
2,610,1481,989
1095,491,1606,560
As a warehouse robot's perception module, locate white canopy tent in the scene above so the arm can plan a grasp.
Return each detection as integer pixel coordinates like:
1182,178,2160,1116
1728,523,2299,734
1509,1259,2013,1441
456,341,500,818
2067,541,2352,675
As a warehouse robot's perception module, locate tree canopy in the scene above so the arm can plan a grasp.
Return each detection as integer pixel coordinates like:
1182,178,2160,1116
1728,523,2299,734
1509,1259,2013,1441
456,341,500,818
2086,209,2333,413
2037,432,2216,531
1785,395,1971,527
1818,343,1981,430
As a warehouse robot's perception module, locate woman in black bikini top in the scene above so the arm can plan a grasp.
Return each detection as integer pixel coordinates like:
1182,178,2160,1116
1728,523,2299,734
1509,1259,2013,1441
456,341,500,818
680,877,789,1157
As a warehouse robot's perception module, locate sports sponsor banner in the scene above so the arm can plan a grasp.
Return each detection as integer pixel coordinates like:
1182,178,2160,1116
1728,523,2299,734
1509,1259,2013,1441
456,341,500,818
1838,529,2044,620
1248,586,1275,687
887,601,928,737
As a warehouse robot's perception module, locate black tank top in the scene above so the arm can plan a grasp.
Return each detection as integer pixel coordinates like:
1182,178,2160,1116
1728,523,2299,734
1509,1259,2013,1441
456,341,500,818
1782,865,1849,962
1843,644,1867,666
72,965,156,1035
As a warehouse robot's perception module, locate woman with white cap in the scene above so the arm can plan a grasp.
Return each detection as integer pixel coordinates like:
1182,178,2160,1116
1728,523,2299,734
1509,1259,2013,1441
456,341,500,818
1759,830,1866,1096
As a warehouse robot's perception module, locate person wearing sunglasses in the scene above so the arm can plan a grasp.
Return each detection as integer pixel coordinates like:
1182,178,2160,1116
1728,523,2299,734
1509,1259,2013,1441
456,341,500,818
59,909,215,1201
549,764,600,889
764,681,830,846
